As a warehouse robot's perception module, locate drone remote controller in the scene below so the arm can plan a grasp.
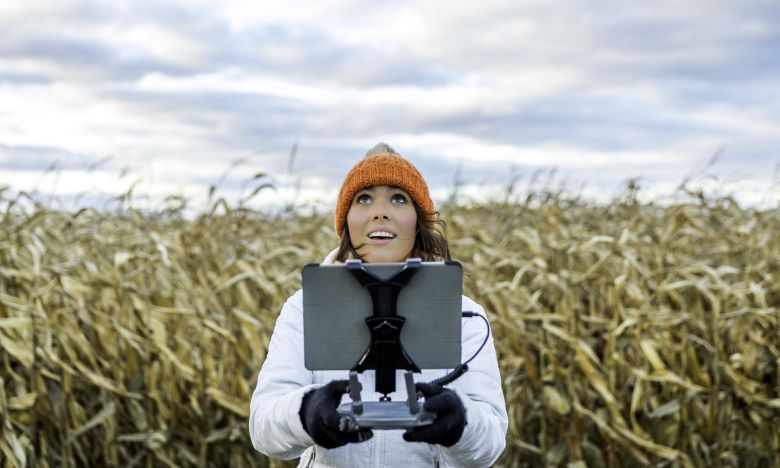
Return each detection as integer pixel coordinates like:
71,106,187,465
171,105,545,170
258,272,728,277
337,371,435,430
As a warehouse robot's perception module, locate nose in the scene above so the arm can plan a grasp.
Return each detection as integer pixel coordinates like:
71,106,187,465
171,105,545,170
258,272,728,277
369,199,391,220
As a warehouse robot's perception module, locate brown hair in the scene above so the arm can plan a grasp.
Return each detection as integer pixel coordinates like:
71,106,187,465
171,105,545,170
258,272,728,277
335,203,451,262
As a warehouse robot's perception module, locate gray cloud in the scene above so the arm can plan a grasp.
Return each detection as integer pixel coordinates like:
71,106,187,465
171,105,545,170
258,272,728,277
0,143,96,170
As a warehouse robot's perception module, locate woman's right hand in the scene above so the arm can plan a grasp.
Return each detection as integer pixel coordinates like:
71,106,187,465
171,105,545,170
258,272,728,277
299,380,374,449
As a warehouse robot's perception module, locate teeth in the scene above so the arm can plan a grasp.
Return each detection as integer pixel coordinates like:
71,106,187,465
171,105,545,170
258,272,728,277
368,231,395,239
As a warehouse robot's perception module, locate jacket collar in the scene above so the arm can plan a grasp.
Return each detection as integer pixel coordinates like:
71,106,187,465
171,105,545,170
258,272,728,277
322,248,341,264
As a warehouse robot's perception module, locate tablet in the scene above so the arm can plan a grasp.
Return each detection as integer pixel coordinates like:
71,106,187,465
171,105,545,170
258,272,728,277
302,261,462,371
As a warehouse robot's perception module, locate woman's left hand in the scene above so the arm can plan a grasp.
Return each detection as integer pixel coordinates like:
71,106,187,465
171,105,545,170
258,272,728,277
403,383,466,447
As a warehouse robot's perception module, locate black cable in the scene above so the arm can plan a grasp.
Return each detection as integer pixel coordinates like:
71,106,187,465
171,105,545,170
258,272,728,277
429,311,490,387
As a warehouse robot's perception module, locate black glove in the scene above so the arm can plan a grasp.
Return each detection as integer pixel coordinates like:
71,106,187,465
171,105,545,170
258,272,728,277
403,382,466,447
299,380,373,449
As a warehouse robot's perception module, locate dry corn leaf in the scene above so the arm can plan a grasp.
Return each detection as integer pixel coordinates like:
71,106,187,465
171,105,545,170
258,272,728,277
206,386,249,417
60,276,92,299
67,401,116,443
0,332,34,368
542,385,571,415
0,316,32,330
640,339,667,372
8,392,37,410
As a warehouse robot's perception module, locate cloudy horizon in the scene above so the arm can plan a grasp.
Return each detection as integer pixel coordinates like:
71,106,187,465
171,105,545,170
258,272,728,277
1,0,779,212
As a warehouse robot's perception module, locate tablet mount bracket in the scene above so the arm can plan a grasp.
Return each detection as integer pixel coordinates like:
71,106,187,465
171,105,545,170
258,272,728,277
346,258,422,399
337,258,435,429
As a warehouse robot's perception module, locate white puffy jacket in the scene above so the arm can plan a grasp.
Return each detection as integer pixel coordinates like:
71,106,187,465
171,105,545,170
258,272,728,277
249,290,507,468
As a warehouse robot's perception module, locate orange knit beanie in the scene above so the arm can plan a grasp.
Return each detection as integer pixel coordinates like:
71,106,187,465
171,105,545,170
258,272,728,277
334,143,434,237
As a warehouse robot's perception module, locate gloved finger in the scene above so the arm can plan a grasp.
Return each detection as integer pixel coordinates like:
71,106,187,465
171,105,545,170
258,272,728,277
403,427,429,443
415,382,444,398
341,428,374,443
322,380,350,400
338,415,361,432
403,419,447,441
322,407,346,429
423,391,460,413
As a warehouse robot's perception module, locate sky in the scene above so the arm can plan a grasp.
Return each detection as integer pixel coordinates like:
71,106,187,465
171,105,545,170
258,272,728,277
1,0,779,212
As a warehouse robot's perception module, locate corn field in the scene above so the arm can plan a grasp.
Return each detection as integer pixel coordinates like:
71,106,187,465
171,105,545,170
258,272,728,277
0,189,778,467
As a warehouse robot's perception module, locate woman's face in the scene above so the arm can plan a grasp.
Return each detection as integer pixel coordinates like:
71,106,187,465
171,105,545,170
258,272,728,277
347,185,417,263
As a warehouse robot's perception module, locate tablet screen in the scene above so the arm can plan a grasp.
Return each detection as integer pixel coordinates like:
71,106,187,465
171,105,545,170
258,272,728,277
302,261,462,370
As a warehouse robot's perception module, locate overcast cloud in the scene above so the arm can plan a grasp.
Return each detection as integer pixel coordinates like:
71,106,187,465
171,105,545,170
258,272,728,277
1,0,778,211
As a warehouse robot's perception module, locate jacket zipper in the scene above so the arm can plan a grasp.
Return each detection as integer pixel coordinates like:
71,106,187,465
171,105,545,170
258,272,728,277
304,448,315,468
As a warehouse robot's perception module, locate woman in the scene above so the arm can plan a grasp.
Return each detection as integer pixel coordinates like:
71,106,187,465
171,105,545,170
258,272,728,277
249,144,507,467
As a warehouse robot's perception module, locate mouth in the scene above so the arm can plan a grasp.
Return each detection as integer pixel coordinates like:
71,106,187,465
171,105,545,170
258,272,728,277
366,230,396,242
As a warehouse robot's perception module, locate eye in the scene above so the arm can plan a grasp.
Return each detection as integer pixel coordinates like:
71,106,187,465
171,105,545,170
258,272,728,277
355,193,372,204
391,193,408,204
